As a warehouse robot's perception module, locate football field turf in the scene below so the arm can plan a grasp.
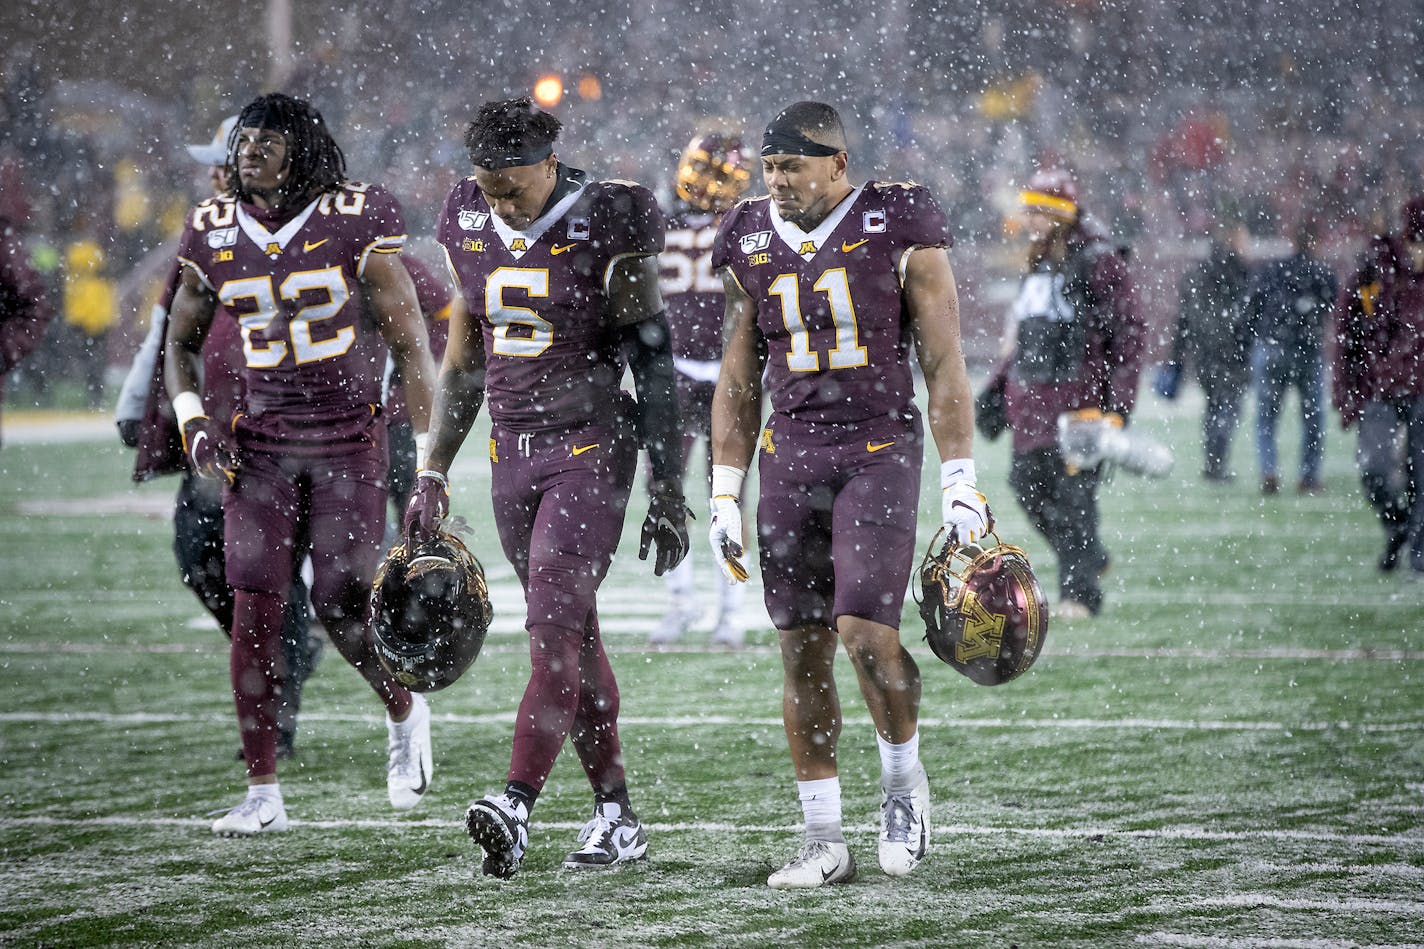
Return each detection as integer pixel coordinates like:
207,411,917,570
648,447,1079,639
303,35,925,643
1,393,1421,948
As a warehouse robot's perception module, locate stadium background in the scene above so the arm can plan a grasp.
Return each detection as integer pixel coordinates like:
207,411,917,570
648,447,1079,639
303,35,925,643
2,0,1422,379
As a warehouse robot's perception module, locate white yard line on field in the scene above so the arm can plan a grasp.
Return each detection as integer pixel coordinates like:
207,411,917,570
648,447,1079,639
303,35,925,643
2,639,1422,661
2,814,1421,851
1140,931,1424,948
1,709,1419,734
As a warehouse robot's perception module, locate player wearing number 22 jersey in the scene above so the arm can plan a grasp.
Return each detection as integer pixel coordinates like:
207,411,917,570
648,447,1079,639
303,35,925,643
167,94,438,834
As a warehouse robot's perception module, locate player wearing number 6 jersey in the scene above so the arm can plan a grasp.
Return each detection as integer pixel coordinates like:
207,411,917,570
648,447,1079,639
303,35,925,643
709,101,993,888
166,94,439,835
410,97,688,877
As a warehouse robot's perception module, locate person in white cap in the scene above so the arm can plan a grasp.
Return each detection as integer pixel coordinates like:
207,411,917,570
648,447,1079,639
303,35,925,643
113,115,321,761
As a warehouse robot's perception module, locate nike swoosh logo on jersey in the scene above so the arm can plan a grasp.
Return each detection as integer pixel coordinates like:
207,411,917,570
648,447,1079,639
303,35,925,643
551,243,577,255
841,239,869,252
867,441,895,452
572,443,599,455
304,238,328,252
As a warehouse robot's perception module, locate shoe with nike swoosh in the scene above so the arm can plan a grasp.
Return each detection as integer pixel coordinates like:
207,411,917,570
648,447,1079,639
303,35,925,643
386,693,432,811
563,802,649,869
767,839,856,889
467,793,530,878
210,791,289,836
878,766,929,877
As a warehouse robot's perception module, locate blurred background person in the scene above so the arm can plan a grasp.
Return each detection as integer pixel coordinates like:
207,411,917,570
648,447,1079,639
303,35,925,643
1159,218,1253,481
1244,220,1338,495
1333,196,1424,576
61,210,116,410
113,115,320,760
1001,168,1144,619
649,127,751,648
0,197,52,446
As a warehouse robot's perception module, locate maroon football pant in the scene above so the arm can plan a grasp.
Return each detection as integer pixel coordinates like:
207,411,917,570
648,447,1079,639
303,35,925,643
756,410,923,630
489,423,636,795
223,432,411,777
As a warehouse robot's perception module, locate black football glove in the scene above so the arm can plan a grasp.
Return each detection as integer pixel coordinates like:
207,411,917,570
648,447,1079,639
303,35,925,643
116,419,140,448
639,481,692,576
180,416,237,484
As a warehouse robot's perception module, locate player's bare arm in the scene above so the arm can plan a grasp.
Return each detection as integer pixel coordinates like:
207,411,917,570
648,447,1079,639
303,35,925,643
421,293,486,476
906,244,993,544
363,252,436,436
905,246,973,462
163,264,218,399
710,269,765,471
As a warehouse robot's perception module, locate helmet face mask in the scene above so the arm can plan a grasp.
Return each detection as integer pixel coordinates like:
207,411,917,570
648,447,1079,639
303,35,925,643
675,132,751,213
370,530,492,692
917,530,1048,686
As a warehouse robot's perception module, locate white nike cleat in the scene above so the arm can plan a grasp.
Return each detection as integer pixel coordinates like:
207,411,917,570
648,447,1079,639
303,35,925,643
387,693,432,810
211,792,289,837
466,793,530,879
563,802,649,869
767,839,856,889
879,767,930,877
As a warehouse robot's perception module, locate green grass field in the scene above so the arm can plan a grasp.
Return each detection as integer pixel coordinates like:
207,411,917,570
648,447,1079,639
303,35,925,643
1,391,1421,948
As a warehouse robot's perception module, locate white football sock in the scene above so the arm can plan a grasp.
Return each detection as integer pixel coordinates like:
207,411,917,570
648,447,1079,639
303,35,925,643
877,731,922,792
797,776,844,843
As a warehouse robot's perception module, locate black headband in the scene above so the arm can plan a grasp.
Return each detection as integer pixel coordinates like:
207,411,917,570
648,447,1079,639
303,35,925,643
471,142,554,170
760,127,842,158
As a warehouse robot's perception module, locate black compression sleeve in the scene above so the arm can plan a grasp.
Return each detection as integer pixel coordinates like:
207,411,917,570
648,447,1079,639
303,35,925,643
620,312,683,490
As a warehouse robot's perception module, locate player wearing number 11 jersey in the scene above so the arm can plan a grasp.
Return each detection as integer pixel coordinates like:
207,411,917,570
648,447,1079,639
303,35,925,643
709,101,994,888
166,94,438,835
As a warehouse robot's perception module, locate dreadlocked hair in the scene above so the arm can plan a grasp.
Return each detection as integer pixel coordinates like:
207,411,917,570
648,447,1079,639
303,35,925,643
233,93,347,207
463,97,562,165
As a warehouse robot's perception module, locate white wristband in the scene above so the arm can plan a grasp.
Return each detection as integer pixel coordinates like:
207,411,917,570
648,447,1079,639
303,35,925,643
711,464,746,500
940,458,976,489
172,391,207,428
414,431,430,469
415,468,448,489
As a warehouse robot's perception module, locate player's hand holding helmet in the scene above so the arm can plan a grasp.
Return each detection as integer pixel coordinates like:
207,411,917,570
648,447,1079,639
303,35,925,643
370,527,491,692
403,469,450,546
180,415,237,485
707,464,750,584
639,480,692,576
940,458,993,545
916,528,1047,686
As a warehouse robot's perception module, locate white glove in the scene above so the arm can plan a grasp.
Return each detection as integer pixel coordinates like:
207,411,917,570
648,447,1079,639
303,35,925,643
708,465,750,584
941,458,994,546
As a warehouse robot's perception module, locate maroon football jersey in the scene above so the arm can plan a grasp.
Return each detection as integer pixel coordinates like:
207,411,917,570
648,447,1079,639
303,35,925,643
711,182,950,423
437,166,665,433
659,206,724,362
175,182,407,443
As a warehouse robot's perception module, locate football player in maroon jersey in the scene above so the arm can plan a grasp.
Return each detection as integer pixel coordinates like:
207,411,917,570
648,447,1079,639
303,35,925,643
406,97,688,877
649,128,752,648
165,93,438,836
709,101,992,888
115,115,320,763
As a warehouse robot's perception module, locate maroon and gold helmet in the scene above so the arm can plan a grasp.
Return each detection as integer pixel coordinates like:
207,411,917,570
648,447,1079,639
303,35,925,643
916,529,1048,686
370,528,491,692
675,131,752,213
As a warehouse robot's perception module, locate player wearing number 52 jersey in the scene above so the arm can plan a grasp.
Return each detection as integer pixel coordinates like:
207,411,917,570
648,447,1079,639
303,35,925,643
166,94,439,837
409,97,689,878
709,101,993,889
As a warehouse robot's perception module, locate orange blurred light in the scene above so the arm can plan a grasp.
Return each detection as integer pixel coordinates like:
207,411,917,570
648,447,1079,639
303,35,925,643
533,75,563,107
577,74,602,101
